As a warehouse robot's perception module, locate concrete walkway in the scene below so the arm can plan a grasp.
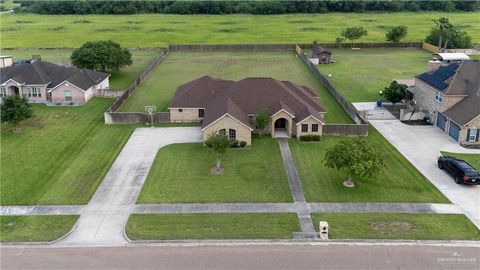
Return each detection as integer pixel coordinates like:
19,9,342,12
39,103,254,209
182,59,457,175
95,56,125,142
370,120,480,229
57,127,203,246
353,102,397,120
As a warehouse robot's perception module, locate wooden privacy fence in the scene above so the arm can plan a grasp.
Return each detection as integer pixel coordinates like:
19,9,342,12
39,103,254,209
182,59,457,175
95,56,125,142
169,42,423,52
323,124,368,136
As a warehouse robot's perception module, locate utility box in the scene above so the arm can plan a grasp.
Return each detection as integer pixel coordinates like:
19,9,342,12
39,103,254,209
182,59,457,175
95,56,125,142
319,221,329,240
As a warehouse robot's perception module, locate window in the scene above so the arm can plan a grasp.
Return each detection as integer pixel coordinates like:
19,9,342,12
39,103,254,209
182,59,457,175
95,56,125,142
0,87,6,97
65,90,72,101
435,91,444,103
178,109,183,112
219,129,226,136
469,129,478,142
24,87,31,97
301,124,308,132
228,129,236,140
198,109,204,117
311,124,319,132
31,87,41,97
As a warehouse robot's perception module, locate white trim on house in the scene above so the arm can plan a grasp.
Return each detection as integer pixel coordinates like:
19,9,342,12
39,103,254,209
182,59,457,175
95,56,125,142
201,113,254,132
48,81,85,93
295,115,325,125
272,109,295,119
0,78,27,86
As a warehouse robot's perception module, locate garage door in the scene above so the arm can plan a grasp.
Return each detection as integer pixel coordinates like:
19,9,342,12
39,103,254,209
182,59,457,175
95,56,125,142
448,121,460,141
436,113,446,130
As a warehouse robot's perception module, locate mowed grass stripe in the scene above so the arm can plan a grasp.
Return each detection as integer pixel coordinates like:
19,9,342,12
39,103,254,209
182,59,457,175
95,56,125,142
1,13,479,48
126,213,301,240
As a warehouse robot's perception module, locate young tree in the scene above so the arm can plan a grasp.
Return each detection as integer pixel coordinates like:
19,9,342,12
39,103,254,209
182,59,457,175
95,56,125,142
205,132,230,173
382,80,407,107
254,109,271,138
432,17,452,48
426,23,472,50
341,27,368,47
385,25,408,42
71,40,132,72
1,95,34,125
324,139,385,186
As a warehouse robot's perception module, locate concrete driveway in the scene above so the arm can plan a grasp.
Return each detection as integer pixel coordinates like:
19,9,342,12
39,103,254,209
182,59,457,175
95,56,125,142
370,120,480,229
59,127,203,246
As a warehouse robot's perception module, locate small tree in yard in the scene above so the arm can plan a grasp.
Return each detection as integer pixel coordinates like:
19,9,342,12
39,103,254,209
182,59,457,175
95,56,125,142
205,132,230,173
324,139,385,187
255,109,271,138
382,81,407,107
1,95,33,125
341,27,368,47
386,25,408,42
71,40,132,72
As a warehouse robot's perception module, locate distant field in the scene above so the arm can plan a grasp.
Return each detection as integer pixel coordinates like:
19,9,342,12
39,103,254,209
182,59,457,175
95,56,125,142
319,48,431,102
1,12,479,48
120,51,352,123
0,49,161,90
0,98,136,205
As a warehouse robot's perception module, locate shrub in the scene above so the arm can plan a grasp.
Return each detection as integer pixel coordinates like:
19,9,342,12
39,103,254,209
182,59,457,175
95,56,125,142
299,135,321,142
239,141,247,147
229,139,239,148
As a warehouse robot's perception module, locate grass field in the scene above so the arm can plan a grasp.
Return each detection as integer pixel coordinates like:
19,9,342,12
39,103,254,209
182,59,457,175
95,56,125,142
126,213,300,240
120,51,352,123
1,13,479,48
0,98,136,205
441,152,480,170
0,49,161,90
289,126,448,203
137,138,292,203
311,213,480,240
0,215,78,242
319,48,431,102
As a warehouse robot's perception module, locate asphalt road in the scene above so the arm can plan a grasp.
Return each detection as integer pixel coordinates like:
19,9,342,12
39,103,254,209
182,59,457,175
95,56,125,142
2,244,479,270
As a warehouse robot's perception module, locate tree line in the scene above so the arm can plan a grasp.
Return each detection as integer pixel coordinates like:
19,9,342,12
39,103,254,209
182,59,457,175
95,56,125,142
14,1,479,15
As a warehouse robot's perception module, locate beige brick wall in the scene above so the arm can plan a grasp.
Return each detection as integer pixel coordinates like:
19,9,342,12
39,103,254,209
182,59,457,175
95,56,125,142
458,115,480,143
203,115,252,145
296,117,323,138
271,110,294,137
170,108,204,122
2,81,48,103
50,82,86,104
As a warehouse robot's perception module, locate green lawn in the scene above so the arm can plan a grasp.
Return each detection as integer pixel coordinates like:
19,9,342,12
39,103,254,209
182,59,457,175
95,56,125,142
137,138,292,203
0,49,161,90
1,13,478,48
126,213,300,240
312,213,480,240
318,48,431,102
289,126,448,203
441,152,480,170
0,215,79,242
0,98,136,205
120,51,352,123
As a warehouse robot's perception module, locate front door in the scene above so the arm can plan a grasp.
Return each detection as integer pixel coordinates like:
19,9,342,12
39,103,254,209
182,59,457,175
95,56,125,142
274,118,286,129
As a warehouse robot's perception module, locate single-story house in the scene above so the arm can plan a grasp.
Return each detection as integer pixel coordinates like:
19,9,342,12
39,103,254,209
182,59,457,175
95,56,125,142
0,60,110,105
169,76,326,145
412,60,480,145
311,46,332,64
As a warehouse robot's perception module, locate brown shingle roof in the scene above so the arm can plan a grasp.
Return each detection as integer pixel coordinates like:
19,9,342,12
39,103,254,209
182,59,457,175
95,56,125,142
168,76,326,129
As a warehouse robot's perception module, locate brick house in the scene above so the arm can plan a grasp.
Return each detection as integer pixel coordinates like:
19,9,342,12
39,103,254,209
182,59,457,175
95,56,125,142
0,60,110,105
413,60,480,145
169,76,326,145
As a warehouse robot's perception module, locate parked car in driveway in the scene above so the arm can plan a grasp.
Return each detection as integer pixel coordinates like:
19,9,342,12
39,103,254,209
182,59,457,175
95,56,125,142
438,156,480,185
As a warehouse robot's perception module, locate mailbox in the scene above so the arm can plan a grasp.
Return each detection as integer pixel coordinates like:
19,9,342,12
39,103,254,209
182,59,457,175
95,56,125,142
319,221,329,240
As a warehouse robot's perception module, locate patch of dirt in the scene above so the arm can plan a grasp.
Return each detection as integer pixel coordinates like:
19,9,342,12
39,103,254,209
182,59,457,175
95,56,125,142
342,179,355,188
372,221,417,233
12,127,22,133
210,167,224,175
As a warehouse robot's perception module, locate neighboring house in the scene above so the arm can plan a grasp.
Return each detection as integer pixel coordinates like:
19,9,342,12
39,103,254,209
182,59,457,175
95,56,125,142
0,60,110,105
169,76,326,145
413,60,480,145
311,46,332,64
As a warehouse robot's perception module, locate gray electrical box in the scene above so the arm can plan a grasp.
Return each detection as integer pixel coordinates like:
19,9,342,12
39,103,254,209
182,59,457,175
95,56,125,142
319,221,329,240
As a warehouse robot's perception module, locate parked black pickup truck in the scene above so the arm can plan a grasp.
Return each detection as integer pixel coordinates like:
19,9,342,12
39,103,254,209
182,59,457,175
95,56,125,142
438,156,480,185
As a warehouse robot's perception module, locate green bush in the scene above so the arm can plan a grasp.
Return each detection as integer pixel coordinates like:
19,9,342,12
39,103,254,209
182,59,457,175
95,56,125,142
229,139,239,148
299,135,321,142
239,141,247,148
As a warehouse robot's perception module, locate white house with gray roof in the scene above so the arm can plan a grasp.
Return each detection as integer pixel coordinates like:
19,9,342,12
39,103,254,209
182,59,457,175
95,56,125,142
0,60,110,105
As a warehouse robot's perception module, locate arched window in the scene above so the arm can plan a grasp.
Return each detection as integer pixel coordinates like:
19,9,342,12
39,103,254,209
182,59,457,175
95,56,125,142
219,129,226,136
228,129,236,140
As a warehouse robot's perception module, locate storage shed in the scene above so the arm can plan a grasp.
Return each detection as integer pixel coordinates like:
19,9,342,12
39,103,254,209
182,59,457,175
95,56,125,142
311,46,332,64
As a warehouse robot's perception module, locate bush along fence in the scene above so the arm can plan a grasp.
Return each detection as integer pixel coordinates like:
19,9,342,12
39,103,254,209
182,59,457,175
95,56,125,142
104,49,170,124
295,44,368,136
169,42,422,52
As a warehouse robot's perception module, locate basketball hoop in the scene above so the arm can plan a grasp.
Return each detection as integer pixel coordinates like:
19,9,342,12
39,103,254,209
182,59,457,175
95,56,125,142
145,106,156,127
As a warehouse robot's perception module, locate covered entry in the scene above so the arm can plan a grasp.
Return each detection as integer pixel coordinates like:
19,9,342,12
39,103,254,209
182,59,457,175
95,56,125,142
273,118,289,138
